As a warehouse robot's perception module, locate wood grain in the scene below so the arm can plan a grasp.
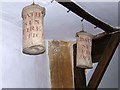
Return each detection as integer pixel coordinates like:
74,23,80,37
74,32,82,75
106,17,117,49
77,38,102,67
55,0,119,33
48,41,74,88
87,32,120,89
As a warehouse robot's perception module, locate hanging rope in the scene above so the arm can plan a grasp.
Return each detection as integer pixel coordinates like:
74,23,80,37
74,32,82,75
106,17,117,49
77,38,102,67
32,0,35,4
51,0,54,3
81,18,84,32
82,23,85,32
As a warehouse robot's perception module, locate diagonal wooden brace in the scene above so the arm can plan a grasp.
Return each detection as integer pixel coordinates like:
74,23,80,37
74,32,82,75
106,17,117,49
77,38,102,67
87,32,120,89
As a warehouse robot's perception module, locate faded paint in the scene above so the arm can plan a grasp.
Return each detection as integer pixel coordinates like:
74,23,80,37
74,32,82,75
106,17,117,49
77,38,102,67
48,40,74,88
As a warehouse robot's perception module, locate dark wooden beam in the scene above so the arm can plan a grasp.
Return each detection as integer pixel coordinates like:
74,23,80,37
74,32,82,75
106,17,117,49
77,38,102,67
92,33,111,63
73,44,86,89
87,32,120,89
55,0,119,33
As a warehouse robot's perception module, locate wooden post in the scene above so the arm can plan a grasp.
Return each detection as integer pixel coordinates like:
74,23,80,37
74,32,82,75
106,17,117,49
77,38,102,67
48,41,74,88
73,44,86,89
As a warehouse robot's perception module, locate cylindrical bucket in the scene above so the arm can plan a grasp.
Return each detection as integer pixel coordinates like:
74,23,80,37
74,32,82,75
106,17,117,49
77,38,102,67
22,3,45,55
76,31,93,69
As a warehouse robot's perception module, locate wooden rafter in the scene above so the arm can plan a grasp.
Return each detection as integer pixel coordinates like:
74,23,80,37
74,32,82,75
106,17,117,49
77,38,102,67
55,0,120,33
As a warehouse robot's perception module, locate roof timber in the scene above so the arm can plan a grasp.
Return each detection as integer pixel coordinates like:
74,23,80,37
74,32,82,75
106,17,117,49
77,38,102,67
55,0,120,33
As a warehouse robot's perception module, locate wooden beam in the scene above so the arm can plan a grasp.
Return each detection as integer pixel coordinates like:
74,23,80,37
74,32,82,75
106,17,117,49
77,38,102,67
92,33,111,63
55,0,119,33
73,44,86,89
48,41,74,88
87,32,120,89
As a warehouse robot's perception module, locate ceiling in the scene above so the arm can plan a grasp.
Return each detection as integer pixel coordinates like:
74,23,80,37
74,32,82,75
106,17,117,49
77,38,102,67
1,0,118,40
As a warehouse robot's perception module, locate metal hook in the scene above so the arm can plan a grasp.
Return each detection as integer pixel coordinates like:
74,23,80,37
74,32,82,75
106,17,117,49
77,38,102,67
94,26,97,29
32,0,35,4
81,18,84,22
51,0,54,3
67,9,70,13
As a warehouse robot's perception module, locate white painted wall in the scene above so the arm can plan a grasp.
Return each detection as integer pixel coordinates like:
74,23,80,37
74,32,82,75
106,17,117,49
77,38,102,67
0,3,2,89
2,20,51,88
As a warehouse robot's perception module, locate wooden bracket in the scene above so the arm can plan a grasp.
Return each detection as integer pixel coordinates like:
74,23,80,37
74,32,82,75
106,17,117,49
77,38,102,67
87,32,120,89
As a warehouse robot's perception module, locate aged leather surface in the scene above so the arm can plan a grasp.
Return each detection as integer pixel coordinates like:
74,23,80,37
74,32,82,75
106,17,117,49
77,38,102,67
48,41,74,88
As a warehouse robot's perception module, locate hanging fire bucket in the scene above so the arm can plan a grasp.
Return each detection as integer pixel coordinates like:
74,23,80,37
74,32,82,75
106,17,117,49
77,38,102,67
76,31,93,69
22,3,45,55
